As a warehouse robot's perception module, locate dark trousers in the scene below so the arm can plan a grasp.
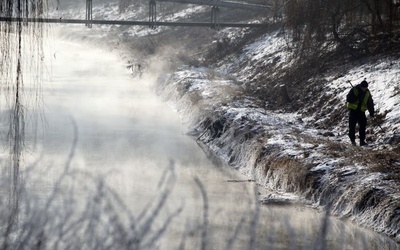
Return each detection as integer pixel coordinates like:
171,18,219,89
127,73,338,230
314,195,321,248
348,110,367,143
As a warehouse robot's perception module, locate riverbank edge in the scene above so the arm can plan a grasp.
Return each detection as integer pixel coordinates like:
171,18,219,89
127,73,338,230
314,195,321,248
154,68,400,244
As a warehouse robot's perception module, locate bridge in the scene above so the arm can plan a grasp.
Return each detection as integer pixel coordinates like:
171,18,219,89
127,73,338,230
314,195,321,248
0,0,271,29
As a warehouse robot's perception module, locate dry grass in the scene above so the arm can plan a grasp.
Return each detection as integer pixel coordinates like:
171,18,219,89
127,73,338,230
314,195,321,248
257,154,313,193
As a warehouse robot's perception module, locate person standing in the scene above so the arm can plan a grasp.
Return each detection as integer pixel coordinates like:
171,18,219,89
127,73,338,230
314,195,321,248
346,80,375,146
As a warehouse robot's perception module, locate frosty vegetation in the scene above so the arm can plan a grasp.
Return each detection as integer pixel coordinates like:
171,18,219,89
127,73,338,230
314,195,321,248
1,0,400,249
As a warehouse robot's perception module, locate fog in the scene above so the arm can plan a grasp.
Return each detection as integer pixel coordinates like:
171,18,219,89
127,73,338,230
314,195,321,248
18,35,261,248
24,38,218,193
0,29,397,249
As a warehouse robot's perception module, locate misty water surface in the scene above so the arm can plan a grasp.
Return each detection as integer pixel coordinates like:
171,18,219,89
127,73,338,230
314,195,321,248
1,35,398,249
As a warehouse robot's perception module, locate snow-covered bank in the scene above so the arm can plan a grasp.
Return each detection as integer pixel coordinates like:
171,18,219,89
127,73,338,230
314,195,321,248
154,44,400,243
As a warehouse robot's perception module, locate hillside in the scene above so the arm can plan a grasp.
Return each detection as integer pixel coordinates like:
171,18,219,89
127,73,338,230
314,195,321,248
155,27,400,243
51,1,400,243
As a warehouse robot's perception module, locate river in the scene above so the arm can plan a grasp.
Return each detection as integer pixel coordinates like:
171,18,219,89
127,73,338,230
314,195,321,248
0,36,398,249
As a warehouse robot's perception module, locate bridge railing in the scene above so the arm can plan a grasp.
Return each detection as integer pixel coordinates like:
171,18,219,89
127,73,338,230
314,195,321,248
156,0,270,11
0,0,271,29
149,0,270,29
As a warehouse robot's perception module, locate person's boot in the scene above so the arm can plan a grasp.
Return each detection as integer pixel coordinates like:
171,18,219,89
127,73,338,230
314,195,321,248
351,140,356,146
360,141,368,146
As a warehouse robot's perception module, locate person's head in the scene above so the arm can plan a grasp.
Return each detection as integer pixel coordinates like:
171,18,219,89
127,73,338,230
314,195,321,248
360,80,368,92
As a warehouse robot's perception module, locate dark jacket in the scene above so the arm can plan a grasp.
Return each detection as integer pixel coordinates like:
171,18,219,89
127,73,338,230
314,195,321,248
346,84,375,116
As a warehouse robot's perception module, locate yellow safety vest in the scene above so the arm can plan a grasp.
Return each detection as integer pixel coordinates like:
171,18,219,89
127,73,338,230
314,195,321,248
347,88,370,112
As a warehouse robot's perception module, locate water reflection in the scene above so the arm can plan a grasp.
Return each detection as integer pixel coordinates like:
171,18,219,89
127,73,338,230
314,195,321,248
0,36,398,249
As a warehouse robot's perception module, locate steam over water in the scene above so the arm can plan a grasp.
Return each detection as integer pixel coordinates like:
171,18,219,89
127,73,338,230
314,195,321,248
1,37,398,249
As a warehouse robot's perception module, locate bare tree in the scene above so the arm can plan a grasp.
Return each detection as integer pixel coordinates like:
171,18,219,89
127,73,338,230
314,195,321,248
0,0,47,229
284,0,400,59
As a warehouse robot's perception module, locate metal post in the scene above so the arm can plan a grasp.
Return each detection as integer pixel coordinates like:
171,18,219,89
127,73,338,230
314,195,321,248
211,5,219,30
86,0,93,28
23,0,29,26
25,0,29,19
149,0,157,29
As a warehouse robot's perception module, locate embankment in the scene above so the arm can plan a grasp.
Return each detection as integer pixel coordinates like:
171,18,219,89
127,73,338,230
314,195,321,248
154,66,400,243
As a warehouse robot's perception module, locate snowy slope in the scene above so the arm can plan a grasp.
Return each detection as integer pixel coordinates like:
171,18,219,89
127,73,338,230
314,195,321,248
155,30,400,243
